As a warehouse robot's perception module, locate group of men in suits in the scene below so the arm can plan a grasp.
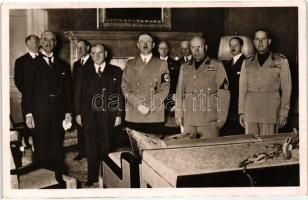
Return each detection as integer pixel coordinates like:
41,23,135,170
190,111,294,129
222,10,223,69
14,28,292,186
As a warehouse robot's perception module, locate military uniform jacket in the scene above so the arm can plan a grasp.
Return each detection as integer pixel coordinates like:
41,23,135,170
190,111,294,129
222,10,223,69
238,52,292,123
122,56,170,123
175,56,230,126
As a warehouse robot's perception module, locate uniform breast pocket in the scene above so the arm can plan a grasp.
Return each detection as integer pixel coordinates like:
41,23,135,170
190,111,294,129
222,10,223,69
246,70,257,82
267,67,281,81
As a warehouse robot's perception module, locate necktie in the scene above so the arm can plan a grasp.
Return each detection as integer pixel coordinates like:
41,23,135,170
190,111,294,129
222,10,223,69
97,66,101,77
48,57,53,68
143,58,147,64
185,57,187,61
231,58,235,65
42,55,53,68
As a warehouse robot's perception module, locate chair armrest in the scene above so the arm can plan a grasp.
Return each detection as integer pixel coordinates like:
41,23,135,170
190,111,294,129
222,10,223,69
10,163,38,175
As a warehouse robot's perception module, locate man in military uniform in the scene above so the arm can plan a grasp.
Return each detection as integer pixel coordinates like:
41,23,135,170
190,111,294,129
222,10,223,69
122,33,170,134
221,37,246,135
178,40,192,64
157,41,181,129
175,36,230,138
239,29,292,135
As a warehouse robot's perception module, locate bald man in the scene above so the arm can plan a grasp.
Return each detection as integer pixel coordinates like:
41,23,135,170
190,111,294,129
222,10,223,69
175,36,230,138
23,31,72,182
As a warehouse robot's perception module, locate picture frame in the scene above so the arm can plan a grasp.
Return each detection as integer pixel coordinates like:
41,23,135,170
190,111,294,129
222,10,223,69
97,8,171,30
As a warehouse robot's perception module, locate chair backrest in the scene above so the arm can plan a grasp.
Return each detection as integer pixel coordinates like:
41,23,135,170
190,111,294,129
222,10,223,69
218,35,255,60
10,97,24,125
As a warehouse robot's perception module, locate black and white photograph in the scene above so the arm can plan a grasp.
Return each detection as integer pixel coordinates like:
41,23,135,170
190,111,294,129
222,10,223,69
1,0,307,198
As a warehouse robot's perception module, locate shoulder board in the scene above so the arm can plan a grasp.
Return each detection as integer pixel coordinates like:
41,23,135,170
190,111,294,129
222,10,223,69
245,55,253,59
211,58,222,63
272,53,286,60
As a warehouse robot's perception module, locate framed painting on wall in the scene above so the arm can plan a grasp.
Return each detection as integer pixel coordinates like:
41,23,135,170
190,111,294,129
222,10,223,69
97,8,171,30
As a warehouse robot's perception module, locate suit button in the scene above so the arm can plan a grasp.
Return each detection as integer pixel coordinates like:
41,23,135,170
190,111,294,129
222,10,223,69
193,75,196,78
137,82,140,86
136,90,140,93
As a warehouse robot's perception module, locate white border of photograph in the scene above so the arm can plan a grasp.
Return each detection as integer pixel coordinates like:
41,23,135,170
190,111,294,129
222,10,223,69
1,0,307,198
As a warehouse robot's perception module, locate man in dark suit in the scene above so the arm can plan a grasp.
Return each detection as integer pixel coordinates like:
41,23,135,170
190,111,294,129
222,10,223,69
77,43,123,186
72,39,93,161
23,31,73,181
221,36,245,135
14,35,40,94
157,41,181,131
177,40,192,64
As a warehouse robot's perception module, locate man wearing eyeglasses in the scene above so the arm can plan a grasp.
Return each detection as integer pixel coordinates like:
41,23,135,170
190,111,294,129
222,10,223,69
238,29,292,136
23,31,73,183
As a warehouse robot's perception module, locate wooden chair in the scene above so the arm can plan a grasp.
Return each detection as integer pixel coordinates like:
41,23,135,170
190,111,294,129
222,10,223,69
10,130,77,189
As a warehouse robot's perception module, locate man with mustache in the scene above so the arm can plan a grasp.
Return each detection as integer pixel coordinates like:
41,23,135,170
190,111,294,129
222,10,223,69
23,31,73,182
239,29,292,135
221,37,246,135
122,32,170,134
175,36,230,138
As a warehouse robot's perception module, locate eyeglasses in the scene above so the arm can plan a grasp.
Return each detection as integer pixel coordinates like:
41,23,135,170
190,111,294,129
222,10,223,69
42,38,56,43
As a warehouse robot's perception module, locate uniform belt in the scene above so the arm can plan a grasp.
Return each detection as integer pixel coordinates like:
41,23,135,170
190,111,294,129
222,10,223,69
48,93,59,97
247,90,279,94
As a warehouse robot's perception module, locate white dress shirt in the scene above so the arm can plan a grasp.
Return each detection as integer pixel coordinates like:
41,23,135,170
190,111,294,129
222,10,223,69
94,62,106,74
232,53,243,64
160,56,168,61
80,54,90,65
140,53,153,64
41,51,54,65
184,55,192,61
28,51,39,59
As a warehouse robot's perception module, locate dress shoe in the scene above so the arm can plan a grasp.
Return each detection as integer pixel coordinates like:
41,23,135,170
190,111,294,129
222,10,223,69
73,154,84,161
84,180,98,187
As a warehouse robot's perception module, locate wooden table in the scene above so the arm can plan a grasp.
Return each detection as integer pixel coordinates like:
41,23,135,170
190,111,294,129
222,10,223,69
140,133,299,187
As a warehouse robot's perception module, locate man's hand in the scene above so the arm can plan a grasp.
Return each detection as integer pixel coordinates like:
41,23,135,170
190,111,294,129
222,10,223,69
26,115,35,129
65,113,72,123
114,117,121,127
239,114,245,128
278,116,287,128
175,118,183,126
137,105,150,116
170,105,176,112
216,119,225,129
76,115,82,126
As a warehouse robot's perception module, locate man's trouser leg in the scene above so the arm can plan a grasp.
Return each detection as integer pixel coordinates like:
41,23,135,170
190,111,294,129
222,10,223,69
245,123,278,136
